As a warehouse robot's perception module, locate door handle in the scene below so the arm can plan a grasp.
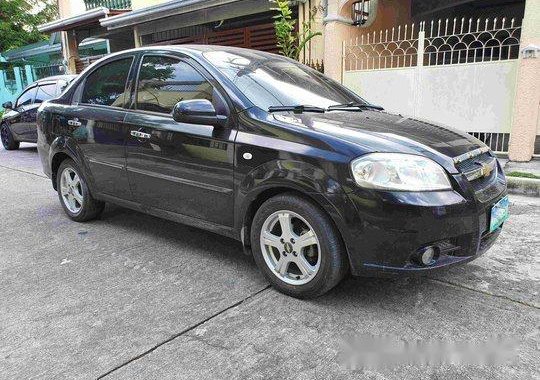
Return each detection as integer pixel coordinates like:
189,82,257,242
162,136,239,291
130,130,151,139
68,118,82,127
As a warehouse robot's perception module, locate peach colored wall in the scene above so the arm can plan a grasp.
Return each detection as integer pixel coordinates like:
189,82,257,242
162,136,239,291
57,0,86,18
508,0,540,161
340,0,411,32
323,0,412,80
298,2,326,63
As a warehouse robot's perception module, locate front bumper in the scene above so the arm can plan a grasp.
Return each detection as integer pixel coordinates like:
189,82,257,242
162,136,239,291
335,166,507,276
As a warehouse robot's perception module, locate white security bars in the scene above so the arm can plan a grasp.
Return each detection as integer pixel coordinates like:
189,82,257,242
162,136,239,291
423,18,520,66
343,17,521,70
342,18,522,154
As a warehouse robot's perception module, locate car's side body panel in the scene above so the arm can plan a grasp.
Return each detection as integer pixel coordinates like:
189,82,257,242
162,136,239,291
66,105,132,199
5,85,38,142
125,111,237,226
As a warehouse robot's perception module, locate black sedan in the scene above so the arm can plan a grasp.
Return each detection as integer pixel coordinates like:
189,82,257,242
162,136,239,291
1,75,76,150
36,46,508,298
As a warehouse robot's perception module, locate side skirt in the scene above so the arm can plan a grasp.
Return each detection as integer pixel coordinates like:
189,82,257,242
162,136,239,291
97,193,238,240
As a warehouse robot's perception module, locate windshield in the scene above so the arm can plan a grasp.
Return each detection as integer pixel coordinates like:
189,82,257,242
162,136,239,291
203,50,365,111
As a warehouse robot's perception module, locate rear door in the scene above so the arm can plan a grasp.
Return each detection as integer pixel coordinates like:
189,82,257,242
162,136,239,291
125,54,236,226
68,56,136,199
27,82,57,140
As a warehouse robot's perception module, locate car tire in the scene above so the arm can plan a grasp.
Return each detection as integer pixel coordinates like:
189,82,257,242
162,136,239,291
251,193,349,298
56,159,105,222
1,123,20,150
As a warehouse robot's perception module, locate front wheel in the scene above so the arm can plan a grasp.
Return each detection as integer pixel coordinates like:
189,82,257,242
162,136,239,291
251,193,349,298
1,123,20,150
56,159,105,222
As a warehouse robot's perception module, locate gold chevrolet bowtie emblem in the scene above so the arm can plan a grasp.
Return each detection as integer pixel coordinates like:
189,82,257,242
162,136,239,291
480,162,492,177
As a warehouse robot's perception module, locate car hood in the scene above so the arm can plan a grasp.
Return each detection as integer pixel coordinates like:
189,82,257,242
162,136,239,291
292,110,484,158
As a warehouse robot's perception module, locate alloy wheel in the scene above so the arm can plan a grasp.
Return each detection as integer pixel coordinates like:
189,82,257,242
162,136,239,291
60,167,84,214
260,210,321,285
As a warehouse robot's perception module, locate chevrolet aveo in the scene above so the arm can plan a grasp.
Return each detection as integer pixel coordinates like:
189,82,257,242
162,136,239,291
37,46,509,298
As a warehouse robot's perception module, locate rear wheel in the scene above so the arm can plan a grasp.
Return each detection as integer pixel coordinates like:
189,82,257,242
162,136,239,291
251,193,348,298
1,123,20,150
56,159,105,222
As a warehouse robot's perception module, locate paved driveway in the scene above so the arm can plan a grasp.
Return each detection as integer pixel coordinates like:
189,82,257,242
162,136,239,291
0,144,538,379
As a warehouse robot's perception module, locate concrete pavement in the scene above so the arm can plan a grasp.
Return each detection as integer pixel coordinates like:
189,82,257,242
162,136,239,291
0,144,538,379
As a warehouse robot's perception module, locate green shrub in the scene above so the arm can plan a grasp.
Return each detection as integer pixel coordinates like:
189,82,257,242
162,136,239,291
270,0,322,60
505,171,540,180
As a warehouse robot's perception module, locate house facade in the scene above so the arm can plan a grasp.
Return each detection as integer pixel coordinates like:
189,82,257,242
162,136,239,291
2,0,538,161
320,0,539,161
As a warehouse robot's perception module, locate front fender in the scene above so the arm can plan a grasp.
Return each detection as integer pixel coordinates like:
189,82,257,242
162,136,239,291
235,159,357,257
240,159,345,195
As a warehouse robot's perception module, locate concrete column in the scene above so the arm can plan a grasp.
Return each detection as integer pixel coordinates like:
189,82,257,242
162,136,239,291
24,65,34,84
324,21,351,81
0,70,6,89
508,0,540,161
13,67,23,92
134,26,142,48
0,70,8,105
62,30,80,74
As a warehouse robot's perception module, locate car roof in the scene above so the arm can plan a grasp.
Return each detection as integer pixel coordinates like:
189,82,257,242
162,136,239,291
100,44,283,61
34,74,77,84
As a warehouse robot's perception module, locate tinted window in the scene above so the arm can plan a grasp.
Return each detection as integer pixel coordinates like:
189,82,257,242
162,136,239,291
81,58,133,107
16,87,37,108
203,50,364,110
136,56,213,114
34,83,57,104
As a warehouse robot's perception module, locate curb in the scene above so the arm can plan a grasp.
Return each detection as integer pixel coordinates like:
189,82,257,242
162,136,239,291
506,176,540,197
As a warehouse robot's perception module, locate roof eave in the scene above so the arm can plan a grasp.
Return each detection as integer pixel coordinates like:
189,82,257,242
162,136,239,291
4,38,108,61
100,0,242,30
38,7,111,33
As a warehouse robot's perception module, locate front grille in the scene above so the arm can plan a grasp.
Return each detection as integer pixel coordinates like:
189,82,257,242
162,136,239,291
455,151,498,184
455,152,493,173
454,150,503,200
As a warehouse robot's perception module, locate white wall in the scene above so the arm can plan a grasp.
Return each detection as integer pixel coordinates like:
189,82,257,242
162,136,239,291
344,60,519,133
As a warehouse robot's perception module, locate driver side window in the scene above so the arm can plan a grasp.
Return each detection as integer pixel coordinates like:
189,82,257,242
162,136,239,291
16,87,37,108
136,56,213,114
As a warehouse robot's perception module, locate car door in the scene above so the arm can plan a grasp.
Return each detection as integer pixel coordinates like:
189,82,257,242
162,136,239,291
10,86,37,140
68,56,136,200
27,82,57,141
125,54,236,226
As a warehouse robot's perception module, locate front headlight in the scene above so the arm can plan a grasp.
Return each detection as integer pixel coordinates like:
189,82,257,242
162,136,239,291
351,153,452,191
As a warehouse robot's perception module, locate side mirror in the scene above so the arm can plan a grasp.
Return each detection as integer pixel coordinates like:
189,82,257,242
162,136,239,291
2,101,13,110
172,99,227,127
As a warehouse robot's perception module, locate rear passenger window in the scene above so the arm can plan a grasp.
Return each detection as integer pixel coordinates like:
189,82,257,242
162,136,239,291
34,83,57,104
81,58,133,107
136,56,213,114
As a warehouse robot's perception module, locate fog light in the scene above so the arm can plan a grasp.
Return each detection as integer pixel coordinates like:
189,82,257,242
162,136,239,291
411,246,439,266
420,247,435,265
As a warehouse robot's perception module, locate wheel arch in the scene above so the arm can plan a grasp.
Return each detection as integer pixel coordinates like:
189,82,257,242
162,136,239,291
50,152,72,190
49,136,95,192
236,162,352,270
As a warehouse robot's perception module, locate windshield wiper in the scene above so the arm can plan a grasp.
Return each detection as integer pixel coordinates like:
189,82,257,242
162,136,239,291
268,105,326,114
327,102,384,111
